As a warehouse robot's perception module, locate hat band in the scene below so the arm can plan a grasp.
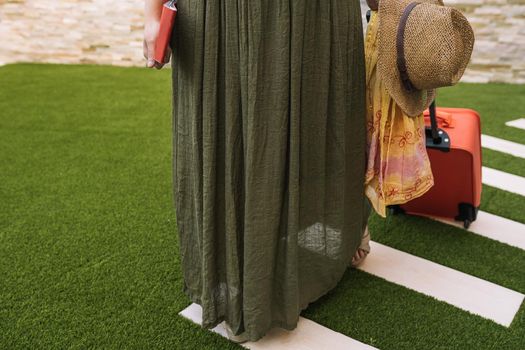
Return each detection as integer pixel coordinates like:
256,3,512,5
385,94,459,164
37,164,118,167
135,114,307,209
396,2,421,92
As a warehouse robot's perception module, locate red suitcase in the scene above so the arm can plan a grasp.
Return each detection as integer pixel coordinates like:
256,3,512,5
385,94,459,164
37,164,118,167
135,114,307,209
390,102,482,228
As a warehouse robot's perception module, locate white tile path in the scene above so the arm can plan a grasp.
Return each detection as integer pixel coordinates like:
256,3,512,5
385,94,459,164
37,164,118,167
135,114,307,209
179,302,379,349
506,118,525,131
357,241,524,328
482,166,525,197
481,134,525,159
432,210,525,251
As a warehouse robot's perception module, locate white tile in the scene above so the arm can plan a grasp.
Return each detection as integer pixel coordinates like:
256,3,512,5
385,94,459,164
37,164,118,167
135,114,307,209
482,167,525,197
179,303,230,338
357,241,524,327
433,210,525,251
481,134,525,159
506,118,525,131
179,303,379,350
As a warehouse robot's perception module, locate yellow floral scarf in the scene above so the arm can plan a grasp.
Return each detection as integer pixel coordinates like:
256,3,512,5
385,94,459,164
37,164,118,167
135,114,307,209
364,11,434,217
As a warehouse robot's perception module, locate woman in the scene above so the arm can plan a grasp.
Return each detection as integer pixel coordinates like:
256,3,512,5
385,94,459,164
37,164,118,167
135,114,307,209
144,0,371,342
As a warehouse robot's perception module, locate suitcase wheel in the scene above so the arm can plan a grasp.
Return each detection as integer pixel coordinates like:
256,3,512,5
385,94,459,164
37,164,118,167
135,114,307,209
455,203,479,230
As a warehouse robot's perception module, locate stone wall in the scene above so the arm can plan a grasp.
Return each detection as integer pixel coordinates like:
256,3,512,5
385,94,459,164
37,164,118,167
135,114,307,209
0,0,144,66
1,0,524,83
359,0,525,83
445,0,525,83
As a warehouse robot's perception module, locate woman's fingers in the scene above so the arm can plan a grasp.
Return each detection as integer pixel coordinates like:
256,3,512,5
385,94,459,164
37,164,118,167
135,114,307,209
146,40,156,68
144,21,160,68
143,38,156,68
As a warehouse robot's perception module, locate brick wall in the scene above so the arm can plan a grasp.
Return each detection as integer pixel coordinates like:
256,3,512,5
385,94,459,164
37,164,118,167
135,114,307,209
445,0,525,83
1,0,524,83
0,0,144,66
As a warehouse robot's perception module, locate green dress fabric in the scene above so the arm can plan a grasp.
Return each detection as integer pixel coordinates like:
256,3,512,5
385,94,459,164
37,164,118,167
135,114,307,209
170,0,371,342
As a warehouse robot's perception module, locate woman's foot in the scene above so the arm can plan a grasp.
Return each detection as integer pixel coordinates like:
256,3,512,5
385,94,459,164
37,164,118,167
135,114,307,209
224,321,250,344
351,225,371,267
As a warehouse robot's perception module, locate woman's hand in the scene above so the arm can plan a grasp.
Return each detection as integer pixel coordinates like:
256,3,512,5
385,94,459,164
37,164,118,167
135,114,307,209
143,0,170,69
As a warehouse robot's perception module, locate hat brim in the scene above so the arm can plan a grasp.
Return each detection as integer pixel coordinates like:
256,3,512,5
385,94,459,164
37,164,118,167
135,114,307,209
377,0,442,117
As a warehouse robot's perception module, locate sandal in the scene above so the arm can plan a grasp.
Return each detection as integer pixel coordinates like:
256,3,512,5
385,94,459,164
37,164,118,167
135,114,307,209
351,225,371,268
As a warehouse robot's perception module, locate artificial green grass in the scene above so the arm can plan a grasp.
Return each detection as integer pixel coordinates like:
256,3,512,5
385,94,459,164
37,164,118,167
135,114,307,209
303,203,525,349
481,149,525,179
438,83,525,180
303,268,524,350
1,63,524,349
481,185,525,224
0,63,240,349
438,82,525,145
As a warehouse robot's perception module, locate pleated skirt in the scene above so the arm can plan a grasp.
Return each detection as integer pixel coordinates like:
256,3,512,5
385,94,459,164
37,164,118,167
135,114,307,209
170,0,371,342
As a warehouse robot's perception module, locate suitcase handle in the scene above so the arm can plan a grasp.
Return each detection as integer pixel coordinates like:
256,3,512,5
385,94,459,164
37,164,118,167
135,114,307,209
428,101,440,144
424,100,451,152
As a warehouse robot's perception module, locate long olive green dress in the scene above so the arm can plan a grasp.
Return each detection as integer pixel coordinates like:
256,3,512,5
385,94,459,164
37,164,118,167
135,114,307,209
170,0,371,342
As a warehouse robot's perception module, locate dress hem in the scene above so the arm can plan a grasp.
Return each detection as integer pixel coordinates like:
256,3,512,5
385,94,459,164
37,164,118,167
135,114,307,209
180,260,357,343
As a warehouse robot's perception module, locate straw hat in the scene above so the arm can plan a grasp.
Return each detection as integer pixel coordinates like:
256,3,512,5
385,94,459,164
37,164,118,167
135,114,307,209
377,0,475,117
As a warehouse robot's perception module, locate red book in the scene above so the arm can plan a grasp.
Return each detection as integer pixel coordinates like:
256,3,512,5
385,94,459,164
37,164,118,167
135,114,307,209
154,0,178,64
